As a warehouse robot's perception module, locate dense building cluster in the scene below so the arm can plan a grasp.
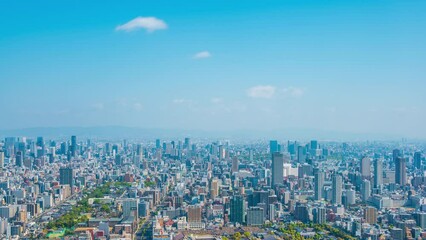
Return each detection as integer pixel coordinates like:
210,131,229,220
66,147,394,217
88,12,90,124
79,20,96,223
0,136,425,240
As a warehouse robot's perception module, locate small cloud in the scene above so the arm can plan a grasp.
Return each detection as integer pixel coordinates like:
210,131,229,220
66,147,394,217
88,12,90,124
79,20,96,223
116,17,168,32
211,98,223,104
283,87,304,97
193,51,211,59
133,103,143,111
172,99,192,104
92,103,105,111
247,85,276,99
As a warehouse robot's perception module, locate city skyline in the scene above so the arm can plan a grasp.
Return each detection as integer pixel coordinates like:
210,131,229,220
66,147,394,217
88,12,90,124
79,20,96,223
1,0,426,139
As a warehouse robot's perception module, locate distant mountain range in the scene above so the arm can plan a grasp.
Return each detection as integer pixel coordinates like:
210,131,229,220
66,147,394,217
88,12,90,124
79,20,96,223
0,126,411,141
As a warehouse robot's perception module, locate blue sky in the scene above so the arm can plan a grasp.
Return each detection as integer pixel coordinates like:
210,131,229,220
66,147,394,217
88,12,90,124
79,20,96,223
0,0,425,138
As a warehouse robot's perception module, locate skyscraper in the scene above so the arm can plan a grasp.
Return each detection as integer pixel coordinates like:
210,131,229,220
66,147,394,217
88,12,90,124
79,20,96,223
373,158,383,188
364,206,377,224
0,150,4,168
313,207,326,224
269,140,279,154
70,135,77,157
297,145,306,164
232,157,239,173
395,157,407,186
393,149,401,161
314,170,325,201
59,167,74,187
187,205,202,223
332,174,343,205
361,179,371,202
230,195,245,224
16,151,23,167
122,199,138,218
246,207,264,226
414,152,422,169
360,157,371,179
272,152,284,186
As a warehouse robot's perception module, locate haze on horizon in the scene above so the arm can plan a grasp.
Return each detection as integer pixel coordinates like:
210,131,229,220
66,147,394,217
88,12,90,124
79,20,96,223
0,0,425,139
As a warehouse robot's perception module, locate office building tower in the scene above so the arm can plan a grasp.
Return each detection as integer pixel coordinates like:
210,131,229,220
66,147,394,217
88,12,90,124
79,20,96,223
269,140,279,154
187,205,202,223
70,135,77,157
364,207,377,224
361,179,371,202
313,207,326,224
184,138,191,149
414,152,422,169
0,151,4,168
230,195,245,224
59,167,74,187
361,157,371,179
246,207,264,226
15,151,23,167
294,203,310,223
395,157,407,186
268,204,275,221
272,152,284,186
232,157,239,173
138,201,149,218
314,170,325,201
332,174,343,205
210,179,219,198
374,158,383,188
115,154,123,166
297,146,306,164
310,140,318,150
393,149,401,161
414,212,426,229
122,199,138,218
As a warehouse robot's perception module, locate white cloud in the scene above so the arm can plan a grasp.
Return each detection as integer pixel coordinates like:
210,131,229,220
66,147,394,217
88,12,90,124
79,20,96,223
211,98,223,104
133,103,143,111
92,103,105,111
193,51,211,59
247,85,276,99
116,17,168,32
283,87,304,97
172,99,192,104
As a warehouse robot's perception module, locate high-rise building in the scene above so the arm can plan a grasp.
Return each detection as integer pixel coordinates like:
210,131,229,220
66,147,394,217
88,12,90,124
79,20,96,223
269,140,279,154
268,204,275,222
361,157,371,179
393,149,401,161
414,212,426,229
232,157,239,173
374,158,383,188
332,174,343,205
314,170,325,201
272,152,284,186
15,151,23,167
187,205,202,223
310,140,318,150
361,179,371,202
246,207,264,226
364,206,377,224
313,207,326,224
210,179,219,198
59,167,74,187
297,146,306,164
0,151,4,168
414,152,422,169
70,135,77,157
395,157,407,186
122,199,138,218
230,195,245,224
